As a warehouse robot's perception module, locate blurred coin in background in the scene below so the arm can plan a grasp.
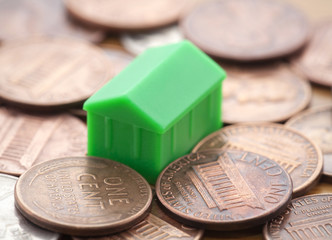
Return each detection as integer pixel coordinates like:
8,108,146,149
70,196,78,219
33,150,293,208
0,173,61,239
221,63,311,123
181,0,310,61
64,0,189,31
0,0,105,43
291,20,332,86
192,123,323,197
0,37,113,111
121,25,184,55
0,107,87,176
286,105,332,181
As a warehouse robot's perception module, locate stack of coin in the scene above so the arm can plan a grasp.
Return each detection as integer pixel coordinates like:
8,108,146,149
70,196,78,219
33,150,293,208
0,0,331,239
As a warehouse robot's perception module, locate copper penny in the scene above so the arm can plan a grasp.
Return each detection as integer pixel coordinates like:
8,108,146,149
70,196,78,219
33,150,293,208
0,37,112,111
72,191,204,240
0,0,104,43
156,150,292,231
291,20,332,86
192,123,323,197
286,105,332,181
0,107,87,176
64,0,188,31
263,193,332,239
181,0,309,61
0,173,61,239
221,63,311,123
14,156,153,236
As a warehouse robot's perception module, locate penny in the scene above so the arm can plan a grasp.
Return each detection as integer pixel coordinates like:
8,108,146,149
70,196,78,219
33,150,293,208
0,107,87,176
181,0,309,61
121,25,184,55
103,48,134,74
0,173,61,239
0,0,105,43
192,123,323,197
286,105,332,181
263,193,332,239
291,20,332,86
64,0,188,31
0,37,113,111
72,191,204,240
221,63,311,123
156,150,292,231
14,156,153,236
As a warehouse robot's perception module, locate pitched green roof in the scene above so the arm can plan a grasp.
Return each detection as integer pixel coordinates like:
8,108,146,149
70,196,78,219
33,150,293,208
84,41,226,134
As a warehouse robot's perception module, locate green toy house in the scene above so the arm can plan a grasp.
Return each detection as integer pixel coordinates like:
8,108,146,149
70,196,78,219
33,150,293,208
83,41,226,183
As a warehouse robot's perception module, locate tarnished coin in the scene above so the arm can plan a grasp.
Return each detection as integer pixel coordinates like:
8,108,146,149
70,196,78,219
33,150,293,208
14,156,153,236
286,105,332,181
72,192,204,240
192,123,323,197
0,0,104,43
263,193,332,239
0,173,61,239
156,150,292,230
121,25,184,55
291,20,332,86
0,107,87,176
0,37,112,111
64,0,188,31
221,63,311,123
181,0,309,61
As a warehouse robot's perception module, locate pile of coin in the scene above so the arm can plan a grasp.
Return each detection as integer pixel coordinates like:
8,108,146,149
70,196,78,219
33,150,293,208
0,0,331,239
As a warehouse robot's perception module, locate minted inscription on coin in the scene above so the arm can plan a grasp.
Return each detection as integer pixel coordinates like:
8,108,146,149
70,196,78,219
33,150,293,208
72,192,204,240
0,173,60,240
222,63,311,123
286,105,332,181
0,107,87,176
156,150,292,230
0,37,112,110
192,124,323,197
64,0,188,31
181,0,309,61
263,193,332,239
291,20,332,86
14,157,152,236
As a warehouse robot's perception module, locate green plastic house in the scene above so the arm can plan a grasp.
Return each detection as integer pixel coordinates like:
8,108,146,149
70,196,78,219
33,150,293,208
83,41,226,183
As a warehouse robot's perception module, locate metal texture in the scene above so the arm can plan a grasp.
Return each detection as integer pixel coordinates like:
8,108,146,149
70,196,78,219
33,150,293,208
221,62,311,123
0,107,87,176
181,0,309,61
192,123,323,197
156,150,292,231
0,37,113,111
14,156,153,236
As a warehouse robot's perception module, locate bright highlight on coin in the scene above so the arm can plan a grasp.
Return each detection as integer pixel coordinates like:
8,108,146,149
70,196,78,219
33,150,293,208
14,157,153,236
156,150,292,231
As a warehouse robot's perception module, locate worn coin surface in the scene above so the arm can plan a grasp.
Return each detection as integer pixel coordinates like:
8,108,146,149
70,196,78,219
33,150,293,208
286,105,332,181
72,191,204,240
0,0,104,43
0,107,87,176
0,37,112,111
156,150,292,231
221,63,311,123
192,123,323,197
103,48,134,74
0,173,61,239
263,193,332,239
14,157,153,236
64,0,188,31
181,0,309,61
121,25,184,55
291,20,332,86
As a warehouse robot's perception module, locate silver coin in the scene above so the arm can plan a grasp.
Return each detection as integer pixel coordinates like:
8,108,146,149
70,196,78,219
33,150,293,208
0,173,60,239
121,25,183,55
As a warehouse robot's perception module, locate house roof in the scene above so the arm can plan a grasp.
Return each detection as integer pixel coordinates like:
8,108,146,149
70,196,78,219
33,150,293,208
83,40,226,134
